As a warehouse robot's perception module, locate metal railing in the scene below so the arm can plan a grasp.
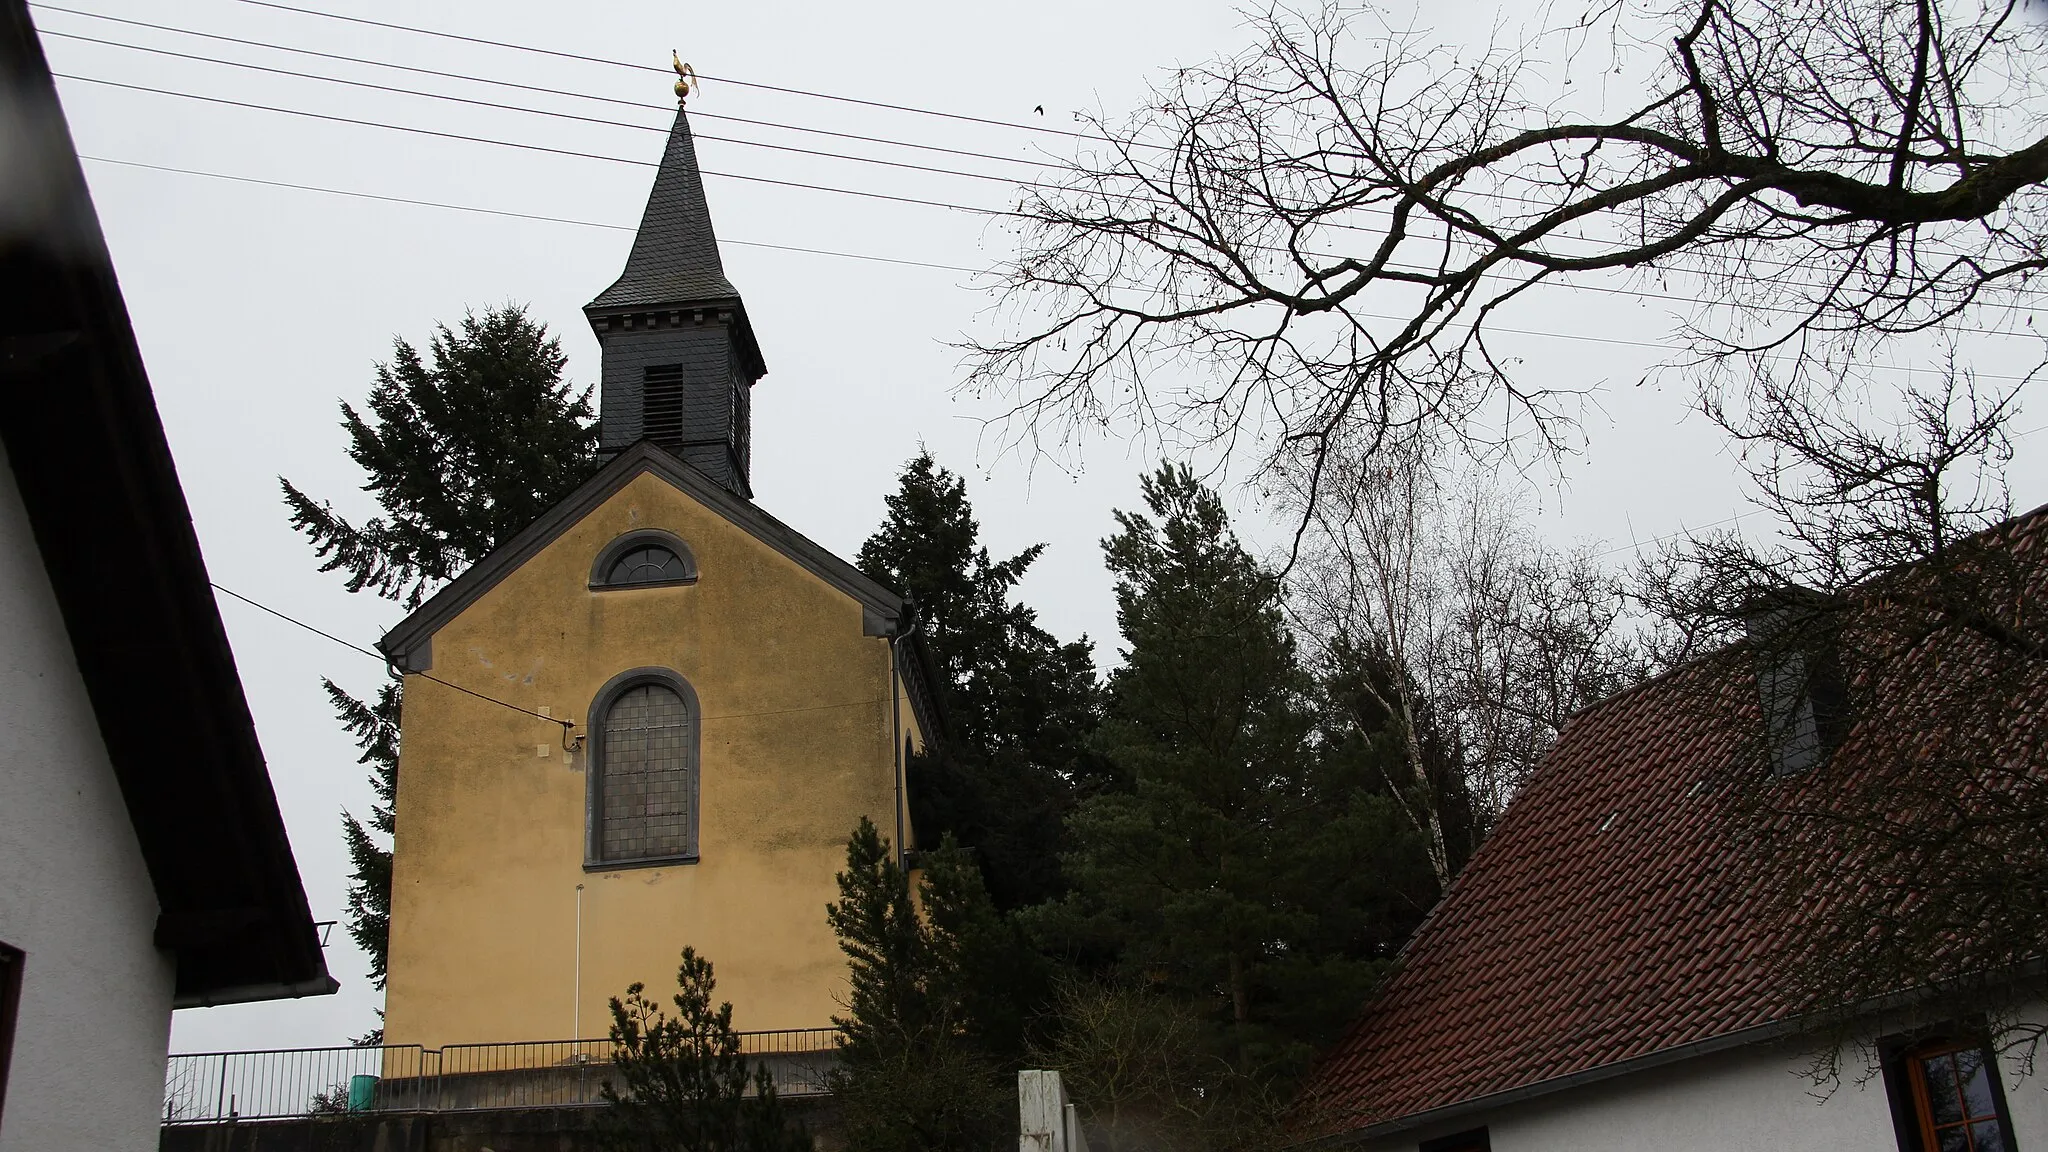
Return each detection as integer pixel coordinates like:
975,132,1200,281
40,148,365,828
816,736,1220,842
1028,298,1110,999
162,1029,840,1124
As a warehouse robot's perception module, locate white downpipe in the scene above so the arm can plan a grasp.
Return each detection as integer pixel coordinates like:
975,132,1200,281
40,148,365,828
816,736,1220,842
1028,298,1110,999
573,882,585,1039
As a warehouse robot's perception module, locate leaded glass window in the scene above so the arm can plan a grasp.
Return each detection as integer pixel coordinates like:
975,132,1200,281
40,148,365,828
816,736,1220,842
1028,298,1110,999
596,682,697,862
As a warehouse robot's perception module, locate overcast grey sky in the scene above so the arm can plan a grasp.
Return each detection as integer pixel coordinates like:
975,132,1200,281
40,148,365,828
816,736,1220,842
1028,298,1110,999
29,0,2044,1052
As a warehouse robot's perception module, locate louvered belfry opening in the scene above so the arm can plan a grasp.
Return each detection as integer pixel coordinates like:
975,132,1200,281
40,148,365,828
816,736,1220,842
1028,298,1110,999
642,364,688,446
585,101,766,498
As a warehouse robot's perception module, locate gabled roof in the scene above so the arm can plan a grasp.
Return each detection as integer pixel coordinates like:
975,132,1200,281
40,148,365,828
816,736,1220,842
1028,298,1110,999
377,441,946,740
1299,506,2048,1142
1,0,332,1007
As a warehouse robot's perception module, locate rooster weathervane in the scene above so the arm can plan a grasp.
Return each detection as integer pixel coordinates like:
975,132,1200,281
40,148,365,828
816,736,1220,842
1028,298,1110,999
672,52,697,105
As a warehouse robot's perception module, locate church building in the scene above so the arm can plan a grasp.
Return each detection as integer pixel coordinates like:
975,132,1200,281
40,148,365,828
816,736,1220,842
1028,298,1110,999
375,74,943,1049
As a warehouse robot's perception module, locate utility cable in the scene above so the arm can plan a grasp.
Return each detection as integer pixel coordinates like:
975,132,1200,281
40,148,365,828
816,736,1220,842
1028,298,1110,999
40,43,2041,337
35,10,2044,319
76,147,2034,381
211,580,571,729
211,580,904,726
30,9,1052,171
42,31,1056,190
222,0,1130,147
78,156,985,272
97,0,2037,298
48,51,2036,338
54,73,1010,216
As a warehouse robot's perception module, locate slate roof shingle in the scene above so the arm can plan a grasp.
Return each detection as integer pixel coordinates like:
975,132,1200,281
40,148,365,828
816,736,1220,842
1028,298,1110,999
589,105,742,310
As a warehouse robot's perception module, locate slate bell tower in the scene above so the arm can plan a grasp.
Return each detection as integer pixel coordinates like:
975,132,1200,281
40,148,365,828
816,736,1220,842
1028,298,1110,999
585,60,765,498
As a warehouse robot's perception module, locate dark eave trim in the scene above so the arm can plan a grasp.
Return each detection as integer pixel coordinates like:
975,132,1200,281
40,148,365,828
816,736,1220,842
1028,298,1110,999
380,439,904,669
583,296,767,381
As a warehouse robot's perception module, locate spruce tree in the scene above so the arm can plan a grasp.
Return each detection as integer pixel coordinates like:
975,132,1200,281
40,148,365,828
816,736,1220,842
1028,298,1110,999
599,948,812,1152
281,305,599,1019
1032,464,1435,1073
826,818,1015,1152
856,453,1103,909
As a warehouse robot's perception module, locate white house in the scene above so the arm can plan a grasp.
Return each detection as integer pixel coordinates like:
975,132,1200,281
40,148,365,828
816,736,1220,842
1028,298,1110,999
1301,516,2048,1152
0,4,335,1148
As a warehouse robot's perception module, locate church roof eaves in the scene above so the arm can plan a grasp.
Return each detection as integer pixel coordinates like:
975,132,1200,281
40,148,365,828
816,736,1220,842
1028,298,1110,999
377,441,936,729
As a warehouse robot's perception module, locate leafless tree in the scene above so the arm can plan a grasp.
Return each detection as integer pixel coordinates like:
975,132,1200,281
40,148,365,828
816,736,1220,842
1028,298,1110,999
1287,445,1648,882
1640,364,2048,1068
967,0,2048,522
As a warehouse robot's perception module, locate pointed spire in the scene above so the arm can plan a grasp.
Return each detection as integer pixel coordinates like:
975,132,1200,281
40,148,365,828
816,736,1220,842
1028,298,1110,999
587,104,739,309
583,58,765,498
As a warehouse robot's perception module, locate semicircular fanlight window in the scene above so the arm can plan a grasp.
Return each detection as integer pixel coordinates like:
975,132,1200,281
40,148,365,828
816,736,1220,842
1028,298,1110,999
607,544,688,586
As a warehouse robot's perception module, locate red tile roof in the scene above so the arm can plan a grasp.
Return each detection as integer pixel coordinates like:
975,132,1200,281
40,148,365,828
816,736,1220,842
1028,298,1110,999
1299,508,2048,1139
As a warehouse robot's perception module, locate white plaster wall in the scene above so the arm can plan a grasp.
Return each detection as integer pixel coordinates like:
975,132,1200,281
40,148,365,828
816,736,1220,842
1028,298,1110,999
0,443,177,1152
1378,1010,2048,1152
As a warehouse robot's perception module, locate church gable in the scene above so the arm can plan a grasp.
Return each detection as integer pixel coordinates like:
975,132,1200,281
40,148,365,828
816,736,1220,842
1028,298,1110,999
378,441,907,675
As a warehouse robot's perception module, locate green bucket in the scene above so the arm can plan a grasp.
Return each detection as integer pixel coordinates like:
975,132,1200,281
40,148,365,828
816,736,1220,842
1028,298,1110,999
347,1074,379,1112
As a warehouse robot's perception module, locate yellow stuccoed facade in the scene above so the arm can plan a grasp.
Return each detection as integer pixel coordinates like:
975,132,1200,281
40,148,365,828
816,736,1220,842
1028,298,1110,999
381,466,921,1049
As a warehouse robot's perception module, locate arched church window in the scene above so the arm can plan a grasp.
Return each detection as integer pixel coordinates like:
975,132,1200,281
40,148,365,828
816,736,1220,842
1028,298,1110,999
590,529,698,589
589,672,699,866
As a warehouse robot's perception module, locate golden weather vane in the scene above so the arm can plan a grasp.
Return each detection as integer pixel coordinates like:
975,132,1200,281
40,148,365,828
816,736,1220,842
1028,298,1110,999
672,52,698,105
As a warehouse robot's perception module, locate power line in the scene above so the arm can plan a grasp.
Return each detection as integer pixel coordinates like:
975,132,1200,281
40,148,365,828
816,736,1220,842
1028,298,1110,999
41,31,1056,191
211,580,571,728
78,155,985,273
54,72,1010,216
31,6,1056,170
223,0,1129,147
35,12,2046,329
211,580,902,726
157,0,2048,305
69,140,2033,382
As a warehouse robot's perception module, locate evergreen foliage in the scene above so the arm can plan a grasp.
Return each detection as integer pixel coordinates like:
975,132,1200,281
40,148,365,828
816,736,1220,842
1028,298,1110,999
599,948,812,1152
329,678,400,988
281,305,599,608
281,305,600,1019
826,818,1017,1152
1314,634,1483,879
856,452,1104,909
1030,464,1439,1074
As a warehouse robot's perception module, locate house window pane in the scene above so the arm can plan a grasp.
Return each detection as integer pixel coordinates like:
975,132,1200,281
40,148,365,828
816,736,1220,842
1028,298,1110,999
1957,1049,1996,1121
1971,1120,2009,1152
1926,1053,1963,1124
598,683,695,861
1907,1042,2014,1152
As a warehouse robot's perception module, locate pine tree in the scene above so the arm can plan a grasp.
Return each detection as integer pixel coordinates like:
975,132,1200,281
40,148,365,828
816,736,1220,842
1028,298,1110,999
856,453,1103,909
599,948,812,1152
825,818,1016,1152
1031,464,1436,1073
281,305,599,1021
